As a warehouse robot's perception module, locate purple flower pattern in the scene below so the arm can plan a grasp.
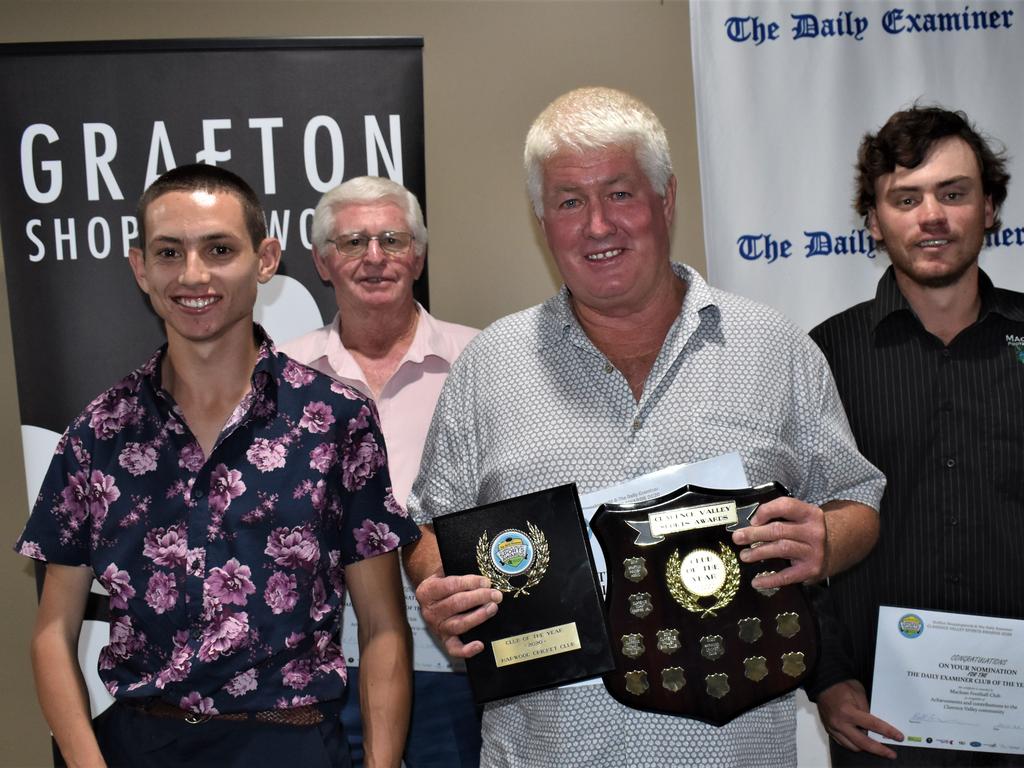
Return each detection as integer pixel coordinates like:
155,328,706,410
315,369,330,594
205,558,256,607
247,438,287,472
299,401,335,434
353,520,401,559
145,571,178,614
118,442,158,476
100,564,135,610
264,571,299,615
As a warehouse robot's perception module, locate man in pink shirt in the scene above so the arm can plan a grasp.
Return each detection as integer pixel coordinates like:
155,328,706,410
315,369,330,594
280,176,480,767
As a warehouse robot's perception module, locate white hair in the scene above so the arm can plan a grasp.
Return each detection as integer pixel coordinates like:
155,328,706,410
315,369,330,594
310,176,427,256
524,87,673,216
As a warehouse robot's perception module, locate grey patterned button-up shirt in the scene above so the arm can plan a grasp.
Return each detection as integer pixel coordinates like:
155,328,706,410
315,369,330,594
410,262,884,767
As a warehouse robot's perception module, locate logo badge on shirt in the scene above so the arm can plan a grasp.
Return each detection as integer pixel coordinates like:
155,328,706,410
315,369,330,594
1006,334,1024,364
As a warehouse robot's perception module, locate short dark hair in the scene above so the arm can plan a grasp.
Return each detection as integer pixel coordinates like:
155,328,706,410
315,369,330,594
136,163,268,250
854,105,1010,233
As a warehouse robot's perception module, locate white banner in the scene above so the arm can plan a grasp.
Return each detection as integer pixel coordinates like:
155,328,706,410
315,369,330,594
691,0,1024,331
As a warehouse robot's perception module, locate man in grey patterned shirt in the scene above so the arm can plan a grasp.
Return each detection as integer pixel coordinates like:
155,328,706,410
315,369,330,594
402,87,885,767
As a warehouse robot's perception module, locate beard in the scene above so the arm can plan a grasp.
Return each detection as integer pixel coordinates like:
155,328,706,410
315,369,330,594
879,239,981,290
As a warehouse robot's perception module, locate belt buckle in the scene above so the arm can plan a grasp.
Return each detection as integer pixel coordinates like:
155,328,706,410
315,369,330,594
184,712,212,725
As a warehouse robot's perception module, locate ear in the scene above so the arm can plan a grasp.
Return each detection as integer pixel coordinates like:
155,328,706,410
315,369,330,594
256,238,281,284
867,208,883,242
662,175,677,229
311,246,332,282
128,248,150,294
411,245,426,281
984,195,995,230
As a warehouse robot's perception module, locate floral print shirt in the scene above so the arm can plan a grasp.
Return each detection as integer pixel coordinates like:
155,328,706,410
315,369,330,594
16,328,419,714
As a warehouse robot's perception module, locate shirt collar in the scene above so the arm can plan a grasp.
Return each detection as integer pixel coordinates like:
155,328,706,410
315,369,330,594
539,261,719,349
404,303,464,365
145,323,279,398
871,265,1024,331
324,303,459,372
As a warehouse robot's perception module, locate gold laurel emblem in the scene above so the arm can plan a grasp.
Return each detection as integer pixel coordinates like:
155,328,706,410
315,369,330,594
666,543,740,618
475,522,550,598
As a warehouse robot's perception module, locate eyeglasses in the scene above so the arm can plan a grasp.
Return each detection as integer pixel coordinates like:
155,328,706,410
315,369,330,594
325,231,415,260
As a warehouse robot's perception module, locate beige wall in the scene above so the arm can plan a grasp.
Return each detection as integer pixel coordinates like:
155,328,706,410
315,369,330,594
0,2,701,763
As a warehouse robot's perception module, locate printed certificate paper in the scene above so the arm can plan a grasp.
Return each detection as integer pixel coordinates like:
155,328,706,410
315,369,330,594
871,606,1024,757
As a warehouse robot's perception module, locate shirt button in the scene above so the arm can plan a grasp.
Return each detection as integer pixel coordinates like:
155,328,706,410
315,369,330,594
941,348,951,358
191,627,203,640
949,517,958,526
945,458,956,468
632,418,642,432
193,488,204,499
604,362,614,374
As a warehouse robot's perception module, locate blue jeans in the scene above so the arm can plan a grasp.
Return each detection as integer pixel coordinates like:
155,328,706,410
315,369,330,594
342,668,481,767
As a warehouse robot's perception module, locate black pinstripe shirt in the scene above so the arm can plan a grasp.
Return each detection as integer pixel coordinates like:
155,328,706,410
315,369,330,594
809,266,1024,697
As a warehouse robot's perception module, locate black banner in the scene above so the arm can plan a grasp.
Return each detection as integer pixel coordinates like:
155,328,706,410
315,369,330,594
0,38,425,432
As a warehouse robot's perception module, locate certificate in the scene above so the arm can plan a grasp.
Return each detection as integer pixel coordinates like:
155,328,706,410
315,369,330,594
871,606,1024,757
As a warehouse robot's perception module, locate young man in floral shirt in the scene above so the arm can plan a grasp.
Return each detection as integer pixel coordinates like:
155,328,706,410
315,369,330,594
16,164,419,767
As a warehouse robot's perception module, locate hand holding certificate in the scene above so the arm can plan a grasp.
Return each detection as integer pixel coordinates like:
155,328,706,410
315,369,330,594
870,606,1024,758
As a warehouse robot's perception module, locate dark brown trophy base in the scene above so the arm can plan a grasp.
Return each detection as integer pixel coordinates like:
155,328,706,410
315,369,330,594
591,482,818,726
433,484,615,705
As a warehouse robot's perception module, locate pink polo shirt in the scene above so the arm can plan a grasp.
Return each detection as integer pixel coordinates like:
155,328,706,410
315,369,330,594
278,305,478,507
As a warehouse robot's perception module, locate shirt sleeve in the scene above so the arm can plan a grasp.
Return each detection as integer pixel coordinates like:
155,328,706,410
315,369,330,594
785,335,886,510
406,347,483,525
803,583,858,700
335,399,420,565
14,429,93,566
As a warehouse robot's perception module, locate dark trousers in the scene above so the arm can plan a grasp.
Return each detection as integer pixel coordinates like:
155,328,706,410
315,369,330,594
94,702,351,768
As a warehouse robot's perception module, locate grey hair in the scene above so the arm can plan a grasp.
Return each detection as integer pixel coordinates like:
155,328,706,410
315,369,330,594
310,176,427,256
524,87,673,216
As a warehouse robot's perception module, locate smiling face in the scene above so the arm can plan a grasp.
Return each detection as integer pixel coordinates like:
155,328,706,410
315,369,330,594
538,145,676,318
313,200,424,313
128,189,279,348
869,136,994,291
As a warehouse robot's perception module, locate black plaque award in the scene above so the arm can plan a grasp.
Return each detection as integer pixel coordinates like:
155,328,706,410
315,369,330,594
433,484,615,704
591,482,818,726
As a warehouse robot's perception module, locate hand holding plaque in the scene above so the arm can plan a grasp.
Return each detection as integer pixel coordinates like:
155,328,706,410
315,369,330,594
591,482,818,726
433,484,615,704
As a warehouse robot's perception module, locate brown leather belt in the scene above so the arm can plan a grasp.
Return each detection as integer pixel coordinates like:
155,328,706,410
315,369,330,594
125,699,326,727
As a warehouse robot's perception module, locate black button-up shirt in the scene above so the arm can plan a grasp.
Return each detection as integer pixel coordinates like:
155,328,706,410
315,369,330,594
809,266,1024,698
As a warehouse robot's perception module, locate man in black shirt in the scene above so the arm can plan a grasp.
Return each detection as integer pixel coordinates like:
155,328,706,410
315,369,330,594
810,107,1024,766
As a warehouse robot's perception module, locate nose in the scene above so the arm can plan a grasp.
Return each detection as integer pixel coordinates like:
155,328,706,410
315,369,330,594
362,237,387,265
918,195,949,229
584,200,617,239
178,251,211,285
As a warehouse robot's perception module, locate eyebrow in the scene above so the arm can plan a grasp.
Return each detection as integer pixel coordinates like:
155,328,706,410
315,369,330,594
149,232,238,245
887,174,974,194
551,172,633,194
